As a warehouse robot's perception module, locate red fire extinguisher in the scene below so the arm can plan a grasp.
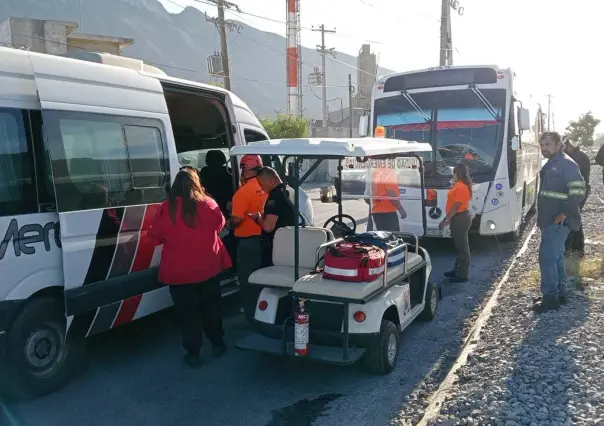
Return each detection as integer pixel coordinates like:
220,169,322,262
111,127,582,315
294,299,310,357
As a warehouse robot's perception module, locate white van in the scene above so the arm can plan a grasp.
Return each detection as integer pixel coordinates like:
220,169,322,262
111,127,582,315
0,47,272,399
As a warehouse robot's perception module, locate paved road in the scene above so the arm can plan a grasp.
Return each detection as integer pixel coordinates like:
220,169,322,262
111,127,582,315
1,199,524,426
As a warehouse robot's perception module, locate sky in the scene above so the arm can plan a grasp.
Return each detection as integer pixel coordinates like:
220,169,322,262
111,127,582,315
158,0,604,133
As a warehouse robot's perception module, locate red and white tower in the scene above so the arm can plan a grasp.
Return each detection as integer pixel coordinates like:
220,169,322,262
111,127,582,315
286,0,302,116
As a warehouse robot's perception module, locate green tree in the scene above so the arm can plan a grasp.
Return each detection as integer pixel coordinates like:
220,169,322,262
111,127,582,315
259,114,309,139
565,111,601,147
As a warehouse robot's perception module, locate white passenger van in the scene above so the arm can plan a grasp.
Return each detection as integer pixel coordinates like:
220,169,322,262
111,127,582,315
0,47,271,398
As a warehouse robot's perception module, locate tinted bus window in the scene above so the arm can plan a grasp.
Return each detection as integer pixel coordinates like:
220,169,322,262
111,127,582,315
0,109,37,216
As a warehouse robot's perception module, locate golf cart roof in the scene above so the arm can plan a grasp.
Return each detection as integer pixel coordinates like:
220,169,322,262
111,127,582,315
229,137,432,158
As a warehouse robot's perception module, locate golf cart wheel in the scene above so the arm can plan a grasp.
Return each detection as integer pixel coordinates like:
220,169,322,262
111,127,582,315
364,320,399,375
419,279,439,321
3,297,85,399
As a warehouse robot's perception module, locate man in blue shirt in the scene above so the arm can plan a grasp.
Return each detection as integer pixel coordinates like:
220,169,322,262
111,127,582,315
534,132,586,313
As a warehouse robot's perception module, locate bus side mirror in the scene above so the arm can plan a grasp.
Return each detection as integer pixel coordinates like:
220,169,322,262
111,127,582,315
511,136,520,151
518,107,531,131
358,116,369,137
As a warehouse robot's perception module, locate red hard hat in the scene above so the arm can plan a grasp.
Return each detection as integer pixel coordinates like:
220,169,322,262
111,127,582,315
240,154,263,171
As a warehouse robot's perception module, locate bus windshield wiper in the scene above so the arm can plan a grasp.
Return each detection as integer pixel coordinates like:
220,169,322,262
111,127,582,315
400,90,431,122
468,84,501,121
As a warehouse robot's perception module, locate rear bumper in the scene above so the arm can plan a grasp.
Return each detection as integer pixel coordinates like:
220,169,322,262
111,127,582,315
252,318,381,348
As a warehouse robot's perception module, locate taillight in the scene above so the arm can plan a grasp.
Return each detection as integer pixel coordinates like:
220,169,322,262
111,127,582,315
353,311,366,322
258,300,268,311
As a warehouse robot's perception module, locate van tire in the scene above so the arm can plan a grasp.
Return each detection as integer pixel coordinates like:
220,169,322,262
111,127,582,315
3,297,85,399
364,320,399,375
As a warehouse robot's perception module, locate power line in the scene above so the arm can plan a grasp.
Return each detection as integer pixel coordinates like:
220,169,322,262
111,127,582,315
6,32,355,89
204,0,241,90
313,24,337,128
188,0,436,45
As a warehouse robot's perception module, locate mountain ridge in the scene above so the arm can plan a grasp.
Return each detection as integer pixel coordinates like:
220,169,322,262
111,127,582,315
0,0,394,118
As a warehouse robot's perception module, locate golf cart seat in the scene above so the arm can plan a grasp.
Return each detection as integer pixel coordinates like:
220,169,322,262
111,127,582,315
248,226,334,289
292,250,425,301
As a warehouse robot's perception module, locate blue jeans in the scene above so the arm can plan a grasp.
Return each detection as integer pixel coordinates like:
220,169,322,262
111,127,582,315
539,224,570,298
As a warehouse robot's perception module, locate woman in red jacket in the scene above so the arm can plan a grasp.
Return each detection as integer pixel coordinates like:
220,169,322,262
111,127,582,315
149,167,231,368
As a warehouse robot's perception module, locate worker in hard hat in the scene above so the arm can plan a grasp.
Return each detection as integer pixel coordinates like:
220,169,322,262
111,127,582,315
370,166,407,231
228,155,268,322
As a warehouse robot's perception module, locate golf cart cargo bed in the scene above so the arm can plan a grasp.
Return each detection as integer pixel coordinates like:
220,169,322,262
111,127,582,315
292,252,425,304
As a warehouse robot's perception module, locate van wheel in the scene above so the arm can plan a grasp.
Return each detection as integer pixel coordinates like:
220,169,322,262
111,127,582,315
3,297,85,399
364,320,399,375
419,279,438,321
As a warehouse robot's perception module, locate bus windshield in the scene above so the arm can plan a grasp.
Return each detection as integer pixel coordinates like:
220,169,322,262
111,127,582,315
374,88,507,177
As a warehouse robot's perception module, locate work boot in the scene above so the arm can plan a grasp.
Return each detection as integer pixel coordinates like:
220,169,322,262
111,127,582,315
212,341,227,358
532,295,560,314
183,353,202,369
444,270,456,278
534,295,568,306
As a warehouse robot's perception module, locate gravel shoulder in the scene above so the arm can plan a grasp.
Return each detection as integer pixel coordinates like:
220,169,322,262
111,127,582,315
393,165,604,426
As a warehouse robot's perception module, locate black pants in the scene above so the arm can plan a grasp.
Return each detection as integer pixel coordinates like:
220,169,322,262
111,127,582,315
372,211,400,232
169,276,224,355
237,236,264,321
450,210,472,279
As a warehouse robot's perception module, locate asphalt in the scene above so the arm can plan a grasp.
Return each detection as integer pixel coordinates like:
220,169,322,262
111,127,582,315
1,197,525,426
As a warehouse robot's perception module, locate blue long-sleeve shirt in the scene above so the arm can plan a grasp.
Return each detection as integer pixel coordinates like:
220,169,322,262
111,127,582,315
537,152,586,230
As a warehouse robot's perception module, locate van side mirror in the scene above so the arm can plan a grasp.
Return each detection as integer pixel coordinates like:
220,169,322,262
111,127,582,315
518,107,531,131
358,116,369,137
511,136,520,151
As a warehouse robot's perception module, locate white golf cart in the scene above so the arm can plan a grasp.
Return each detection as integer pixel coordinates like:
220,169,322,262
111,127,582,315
233,137,440,374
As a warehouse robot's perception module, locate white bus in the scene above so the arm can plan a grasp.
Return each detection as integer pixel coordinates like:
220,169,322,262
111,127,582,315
358,65,543,239
0,47,275,399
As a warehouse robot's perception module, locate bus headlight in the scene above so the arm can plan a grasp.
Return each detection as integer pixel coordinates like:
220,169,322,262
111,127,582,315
486,220,496,230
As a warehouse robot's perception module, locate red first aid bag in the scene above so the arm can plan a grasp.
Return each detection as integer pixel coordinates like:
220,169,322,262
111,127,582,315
323,242,386,282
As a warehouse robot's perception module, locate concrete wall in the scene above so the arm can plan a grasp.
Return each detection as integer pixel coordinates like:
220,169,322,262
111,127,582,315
0,20,11,46
67,38,121,55
5,18,68,54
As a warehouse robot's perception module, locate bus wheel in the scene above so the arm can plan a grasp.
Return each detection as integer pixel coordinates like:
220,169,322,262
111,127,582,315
501,224,521,242
4,297,85,399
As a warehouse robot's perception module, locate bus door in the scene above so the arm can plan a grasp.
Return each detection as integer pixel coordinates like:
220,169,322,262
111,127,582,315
30,54,172,335
341,157,426,238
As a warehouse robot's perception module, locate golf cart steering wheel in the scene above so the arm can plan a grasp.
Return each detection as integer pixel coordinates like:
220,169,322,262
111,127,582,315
323,214,357,238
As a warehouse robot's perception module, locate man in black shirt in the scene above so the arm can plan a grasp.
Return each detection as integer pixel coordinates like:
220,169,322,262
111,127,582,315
248,167,297,265
563,139,591,256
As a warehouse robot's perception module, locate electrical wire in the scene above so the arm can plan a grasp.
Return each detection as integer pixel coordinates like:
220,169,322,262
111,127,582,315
188,0,436,45
7,32,357,89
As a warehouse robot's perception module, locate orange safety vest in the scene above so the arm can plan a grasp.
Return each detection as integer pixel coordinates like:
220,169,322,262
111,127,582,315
371,168,400,214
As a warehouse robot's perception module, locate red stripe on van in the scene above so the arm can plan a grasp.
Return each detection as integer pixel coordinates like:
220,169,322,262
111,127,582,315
113,204,161,327
113,295,143,327
130,204,160,272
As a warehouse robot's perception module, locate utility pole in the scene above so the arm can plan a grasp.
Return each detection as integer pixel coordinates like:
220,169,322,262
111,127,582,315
439,0,464,66
348,74,354,137
205,0,242,91
312,24,336,128
546,94,553,131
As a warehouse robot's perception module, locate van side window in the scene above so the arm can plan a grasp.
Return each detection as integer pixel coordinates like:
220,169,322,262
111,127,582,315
243,129,281,171
0,108,37,216
43,111,167,212
123,125,164,188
